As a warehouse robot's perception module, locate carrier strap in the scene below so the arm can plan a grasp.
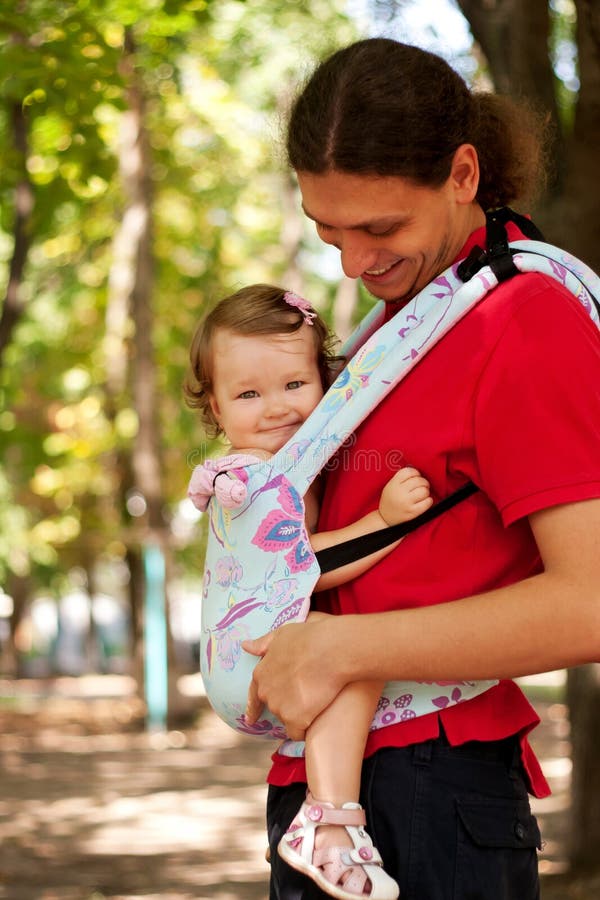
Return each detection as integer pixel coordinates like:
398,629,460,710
315,480,479,573
457,207,546,284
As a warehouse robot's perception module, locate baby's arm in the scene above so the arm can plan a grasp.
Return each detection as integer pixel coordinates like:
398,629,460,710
309,466,432,591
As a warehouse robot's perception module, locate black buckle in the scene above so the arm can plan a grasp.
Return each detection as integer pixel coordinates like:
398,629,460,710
458,208,521,284
486,211,520,282
457,245,488,282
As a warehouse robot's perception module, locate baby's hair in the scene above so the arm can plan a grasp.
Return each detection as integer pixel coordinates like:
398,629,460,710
184,284,344,438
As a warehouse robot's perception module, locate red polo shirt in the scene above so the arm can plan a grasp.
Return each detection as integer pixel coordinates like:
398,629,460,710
267,222,600,796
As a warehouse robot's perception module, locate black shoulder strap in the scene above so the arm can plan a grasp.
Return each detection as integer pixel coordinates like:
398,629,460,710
457,206,545,284
315,480,478,574
457,206,600,318
489,206,546,241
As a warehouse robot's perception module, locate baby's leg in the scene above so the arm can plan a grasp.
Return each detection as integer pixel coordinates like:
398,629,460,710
278,681,400,898
305,679,383,806
305,680,381,853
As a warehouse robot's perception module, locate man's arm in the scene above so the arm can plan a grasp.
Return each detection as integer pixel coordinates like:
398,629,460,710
243,497,600,740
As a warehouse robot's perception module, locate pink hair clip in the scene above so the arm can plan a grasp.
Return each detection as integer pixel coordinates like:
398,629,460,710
284,291,317,325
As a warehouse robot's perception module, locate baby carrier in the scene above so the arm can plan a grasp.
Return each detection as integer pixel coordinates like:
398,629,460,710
189,209,600,743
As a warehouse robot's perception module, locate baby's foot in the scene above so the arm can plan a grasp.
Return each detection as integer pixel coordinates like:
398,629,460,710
278,793,399,899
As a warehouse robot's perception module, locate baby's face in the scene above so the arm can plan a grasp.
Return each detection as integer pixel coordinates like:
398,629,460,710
209,327,324,454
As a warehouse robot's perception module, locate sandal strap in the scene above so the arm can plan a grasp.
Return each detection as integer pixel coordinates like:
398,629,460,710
313,845,384,869
303,799,367,828
345,846,384,866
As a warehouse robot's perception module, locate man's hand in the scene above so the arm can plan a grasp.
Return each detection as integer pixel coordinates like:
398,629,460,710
239,629,275,726
242,614,343,741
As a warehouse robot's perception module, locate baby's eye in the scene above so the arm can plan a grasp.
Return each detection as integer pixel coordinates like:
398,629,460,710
286,380,303,391
238,390,258,399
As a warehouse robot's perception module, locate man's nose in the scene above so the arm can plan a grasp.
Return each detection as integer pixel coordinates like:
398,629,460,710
338,233,378,279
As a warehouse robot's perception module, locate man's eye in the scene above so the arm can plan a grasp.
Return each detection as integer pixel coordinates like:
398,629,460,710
286,381,303,390
368,224,399,237
238,390,258,399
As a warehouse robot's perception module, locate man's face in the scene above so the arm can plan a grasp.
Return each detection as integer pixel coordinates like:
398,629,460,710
297,156,482,306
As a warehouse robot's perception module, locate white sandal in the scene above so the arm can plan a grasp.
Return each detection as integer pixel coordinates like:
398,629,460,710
277,793,400,899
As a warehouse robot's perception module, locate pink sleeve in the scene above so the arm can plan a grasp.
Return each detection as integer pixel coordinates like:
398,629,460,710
187,453,264,511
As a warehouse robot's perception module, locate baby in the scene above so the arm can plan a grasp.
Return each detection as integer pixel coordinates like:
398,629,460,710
186,284,432,900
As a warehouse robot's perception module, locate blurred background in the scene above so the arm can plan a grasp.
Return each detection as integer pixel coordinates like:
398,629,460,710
0,0,599,897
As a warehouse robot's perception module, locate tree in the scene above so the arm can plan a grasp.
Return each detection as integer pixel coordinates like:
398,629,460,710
0,0,125,640
0,0,357,689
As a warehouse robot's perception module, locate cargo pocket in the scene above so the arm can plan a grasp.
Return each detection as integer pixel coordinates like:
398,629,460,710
454,797,541,900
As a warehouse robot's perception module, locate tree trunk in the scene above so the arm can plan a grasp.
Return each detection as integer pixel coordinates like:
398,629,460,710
119,29,163,537
112,28,180,721
126,544,145,685
456,0,565,197
552,0,600,270
0,101,34,366
280,170,306,295
2,572,30,678
566,665,600,870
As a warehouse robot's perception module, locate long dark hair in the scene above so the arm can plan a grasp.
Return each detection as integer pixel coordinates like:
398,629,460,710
286,38,549,211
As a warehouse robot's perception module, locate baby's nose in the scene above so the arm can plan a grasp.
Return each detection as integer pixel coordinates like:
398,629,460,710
265,396,289,417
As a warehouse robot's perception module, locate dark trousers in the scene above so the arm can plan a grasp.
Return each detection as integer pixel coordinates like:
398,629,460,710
267,735,541,900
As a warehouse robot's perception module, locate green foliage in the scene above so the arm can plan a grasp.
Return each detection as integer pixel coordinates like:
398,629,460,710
0,0,358,600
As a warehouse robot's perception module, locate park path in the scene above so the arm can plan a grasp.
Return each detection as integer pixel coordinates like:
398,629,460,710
0,675,273,899
0,672,590,899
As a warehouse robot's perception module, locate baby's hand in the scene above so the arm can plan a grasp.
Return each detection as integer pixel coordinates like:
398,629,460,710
379,467,433,526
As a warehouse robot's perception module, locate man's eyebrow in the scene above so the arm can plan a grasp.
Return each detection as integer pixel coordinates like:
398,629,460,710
301,205,407,231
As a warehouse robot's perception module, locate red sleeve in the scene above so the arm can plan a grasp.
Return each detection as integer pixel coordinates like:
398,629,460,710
473,274,600,525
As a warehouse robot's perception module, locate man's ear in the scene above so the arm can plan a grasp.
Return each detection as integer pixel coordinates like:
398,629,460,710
451,143,480,204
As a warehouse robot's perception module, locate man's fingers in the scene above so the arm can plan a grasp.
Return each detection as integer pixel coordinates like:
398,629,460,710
242,620,333,739
242,634,273,723
244,642,308,738
245,672,264,724
242,633,271,657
